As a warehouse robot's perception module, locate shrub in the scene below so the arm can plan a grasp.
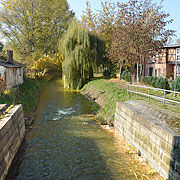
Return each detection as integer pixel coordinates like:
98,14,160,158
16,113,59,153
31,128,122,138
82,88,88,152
121,70,131,82
140,76,152,85
103,69,116,78
157,77,170,90
140,76,170,90
103,69,111,77
171,77,180,92
34,53,63,72
0,77,6,94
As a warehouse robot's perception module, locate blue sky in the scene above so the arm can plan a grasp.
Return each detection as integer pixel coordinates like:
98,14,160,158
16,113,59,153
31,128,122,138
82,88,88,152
68,0,180,41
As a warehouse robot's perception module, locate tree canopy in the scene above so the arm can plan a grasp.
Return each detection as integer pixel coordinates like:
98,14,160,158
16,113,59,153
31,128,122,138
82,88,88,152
82,0,116,50
0,0,74,62
34,53,63,72
59,19,106,89
108,0,175,81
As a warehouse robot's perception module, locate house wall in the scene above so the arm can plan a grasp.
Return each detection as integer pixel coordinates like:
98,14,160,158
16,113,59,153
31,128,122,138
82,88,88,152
146,63,167,77
0,66,6,79
145,48,177,78
6,68,24,88
167,48,176,62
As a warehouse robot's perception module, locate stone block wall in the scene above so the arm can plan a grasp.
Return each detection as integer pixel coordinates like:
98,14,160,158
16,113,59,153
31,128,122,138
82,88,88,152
114,101,180,180
0,105,25,180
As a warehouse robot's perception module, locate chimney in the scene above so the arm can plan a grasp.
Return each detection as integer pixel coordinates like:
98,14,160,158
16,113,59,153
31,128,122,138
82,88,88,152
7,50,13,63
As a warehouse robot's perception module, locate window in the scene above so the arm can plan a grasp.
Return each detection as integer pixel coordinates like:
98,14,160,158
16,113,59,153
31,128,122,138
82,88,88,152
176,48,180,61
152,53,159,63
146,67,149,76
152,56,156,63
149,67,153,76
159,68,161,77
154,68,158,76
177,65,180,74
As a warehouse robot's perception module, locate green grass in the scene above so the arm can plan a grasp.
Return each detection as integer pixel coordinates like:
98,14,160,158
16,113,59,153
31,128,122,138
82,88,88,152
81,79,137,125
82,78,180,129
0,77,45,115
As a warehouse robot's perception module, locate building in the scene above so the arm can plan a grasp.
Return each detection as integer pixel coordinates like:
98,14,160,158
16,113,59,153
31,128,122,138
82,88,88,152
145,44,180,79
0,50,24,88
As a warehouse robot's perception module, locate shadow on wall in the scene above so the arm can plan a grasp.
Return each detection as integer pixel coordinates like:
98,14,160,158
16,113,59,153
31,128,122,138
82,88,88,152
169,137,180,180
114,101,180,180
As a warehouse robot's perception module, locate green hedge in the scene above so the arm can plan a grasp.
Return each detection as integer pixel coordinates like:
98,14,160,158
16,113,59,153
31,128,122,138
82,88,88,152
171,77,180,92
121,70,131,82
140,76,170,90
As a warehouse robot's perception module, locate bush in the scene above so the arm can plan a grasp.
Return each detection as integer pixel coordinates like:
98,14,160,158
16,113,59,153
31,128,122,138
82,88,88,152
140,76,152,85
103,69,111,77
171,77,180,92
34,53,63,72
121,70,131,82
0,77,6,94
140,76,170,90
157,77,170,90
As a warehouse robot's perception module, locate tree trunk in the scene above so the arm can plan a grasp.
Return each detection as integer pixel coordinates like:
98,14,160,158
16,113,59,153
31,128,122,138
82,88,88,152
119,63,122,79
137,60,139,83
89,66,94,78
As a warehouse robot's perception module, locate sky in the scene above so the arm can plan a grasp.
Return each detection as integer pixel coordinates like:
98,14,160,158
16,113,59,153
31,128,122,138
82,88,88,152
68,0,180,42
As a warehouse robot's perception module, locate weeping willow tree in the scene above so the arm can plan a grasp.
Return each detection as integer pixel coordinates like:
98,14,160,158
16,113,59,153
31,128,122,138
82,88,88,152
59,19,105,89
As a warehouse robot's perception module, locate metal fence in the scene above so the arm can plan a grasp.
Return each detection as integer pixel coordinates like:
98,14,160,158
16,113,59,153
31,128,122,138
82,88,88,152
127,84,180,106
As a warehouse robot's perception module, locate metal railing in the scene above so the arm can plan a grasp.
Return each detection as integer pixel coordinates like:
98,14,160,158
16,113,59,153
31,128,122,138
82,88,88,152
127,84,180,106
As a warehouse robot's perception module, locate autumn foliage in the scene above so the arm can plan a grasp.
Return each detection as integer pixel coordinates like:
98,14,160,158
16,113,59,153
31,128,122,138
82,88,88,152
82,0,175,82
0,77,6,94
34,54,63,72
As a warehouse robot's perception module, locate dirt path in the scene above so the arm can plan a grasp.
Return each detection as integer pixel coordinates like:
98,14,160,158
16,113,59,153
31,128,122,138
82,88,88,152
108,78,128,89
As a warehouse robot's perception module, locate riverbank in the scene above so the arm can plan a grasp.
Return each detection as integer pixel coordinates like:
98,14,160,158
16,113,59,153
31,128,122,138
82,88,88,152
81,78,136,125
81,78,180,179
0,77,45,127
81,78,180,134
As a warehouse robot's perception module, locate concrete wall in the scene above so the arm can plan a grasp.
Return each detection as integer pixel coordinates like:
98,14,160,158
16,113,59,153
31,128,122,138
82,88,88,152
6,68,24,88
0,66,6,78
114,101,180,180
0,105,25,180
0,66,24,88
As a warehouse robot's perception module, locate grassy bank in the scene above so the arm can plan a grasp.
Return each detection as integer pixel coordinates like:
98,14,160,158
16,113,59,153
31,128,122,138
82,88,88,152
81,79,136,125
81,78,180,134
0,77,45,126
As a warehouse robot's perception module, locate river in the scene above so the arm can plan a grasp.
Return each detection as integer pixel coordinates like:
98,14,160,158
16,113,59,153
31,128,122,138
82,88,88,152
6,77,149,180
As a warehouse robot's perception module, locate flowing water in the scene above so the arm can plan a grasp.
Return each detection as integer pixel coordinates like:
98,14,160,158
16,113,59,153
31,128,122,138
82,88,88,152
6,77,148,180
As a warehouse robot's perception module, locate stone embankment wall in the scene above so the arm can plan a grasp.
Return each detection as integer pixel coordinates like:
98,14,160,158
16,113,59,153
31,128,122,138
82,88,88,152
114,101,180,180
0,105,25,180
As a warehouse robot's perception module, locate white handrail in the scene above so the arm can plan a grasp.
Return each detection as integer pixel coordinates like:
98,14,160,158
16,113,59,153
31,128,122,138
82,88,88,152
127,84,180,105
127,84,180,94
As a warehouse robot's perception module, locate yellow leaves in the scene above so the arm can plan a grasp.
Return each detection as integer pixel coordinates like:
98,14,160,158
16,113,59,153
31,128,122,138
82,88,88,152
34,53,63,72
1,0,17,10
0,0,74,59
